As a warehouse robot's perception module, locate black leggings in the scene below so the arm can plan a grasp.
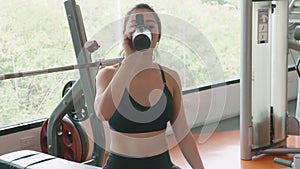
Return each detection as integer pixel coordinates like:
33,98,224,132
103,151,181,169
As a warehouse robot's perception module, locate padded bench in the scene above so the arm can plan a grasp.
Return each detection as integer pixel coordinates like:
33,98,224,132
0,150,102,169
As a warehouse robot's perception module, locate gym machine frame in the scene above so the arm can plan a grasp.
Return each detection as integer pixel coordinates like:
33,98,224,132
240,0,300,162
46,0,121,166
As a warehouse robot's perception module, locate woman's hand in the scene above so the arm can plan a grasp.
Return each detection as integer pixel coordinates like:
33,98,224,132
121,15,154,71
123,25,136,57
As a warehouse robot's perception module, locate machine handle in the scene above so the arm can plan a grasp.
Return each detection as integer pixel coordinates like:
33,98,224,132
274,158,293,167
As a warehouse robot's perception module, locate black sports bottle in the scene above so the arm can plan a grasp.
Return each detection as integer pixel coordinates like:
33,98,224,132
132,14,152,51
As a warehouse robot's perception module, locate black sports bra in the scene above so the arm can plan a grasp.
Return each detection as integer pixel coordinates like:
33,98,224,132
108,65,174,133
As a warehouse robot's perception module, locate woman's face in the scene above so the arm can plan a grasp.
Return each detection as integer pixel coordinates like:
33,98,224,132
125,8,160,50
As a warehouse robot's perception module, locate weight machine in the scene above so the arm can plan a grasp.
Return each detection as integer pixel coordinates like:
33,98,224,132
240,0,300,167
44,0,103,166
40,0,122,167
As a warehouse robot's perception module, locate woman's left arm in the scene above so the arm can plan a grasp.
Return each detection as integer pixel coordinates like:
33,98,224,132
169,71,205,169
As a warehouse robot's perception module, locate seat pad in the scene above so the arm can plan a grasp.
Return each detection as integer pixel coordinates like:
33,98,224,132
0,150,102,169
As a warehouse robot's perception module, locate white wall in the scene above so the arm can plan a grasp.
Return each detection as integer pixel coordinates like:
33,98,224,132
0,128,41,155
184,70,299,129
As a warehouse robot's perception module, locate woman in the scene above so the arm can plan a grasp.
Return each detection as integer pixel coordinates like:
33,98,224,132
94,3,205,169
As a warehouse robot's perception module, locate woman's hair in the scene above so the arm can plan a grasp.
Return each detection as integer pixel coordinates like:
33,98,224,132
123,3,161,38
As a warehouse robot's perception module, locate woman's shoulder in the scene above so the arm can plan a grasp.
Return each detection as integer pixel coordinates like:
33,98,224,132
159,65,182,88
159,65,180,80
96,64,119,79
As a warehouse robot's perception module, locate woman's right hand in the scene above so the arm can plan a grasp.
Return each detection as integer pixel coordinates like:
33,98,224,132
121,16,154,71
122,25,149,67
123,25,136,57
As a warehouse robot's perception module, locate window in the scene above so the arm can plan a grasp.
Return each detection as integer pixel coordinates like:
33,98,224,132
0,0,240,127
0,0,76,127
79,0,240,89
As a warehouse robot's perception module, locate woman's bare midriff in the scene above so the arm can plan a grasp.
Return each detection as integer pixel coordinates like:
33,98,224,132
109,129,170,158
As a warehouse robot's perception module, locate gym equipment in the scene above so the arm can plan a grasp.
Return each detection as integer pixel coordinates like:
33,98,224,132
62,80,88,122
0,57,123,81
40,80,92,162
40,117,84,162
42,0,122,167
44,0,104,166
240,0,300,160
0,150,102,169
274,155,300,169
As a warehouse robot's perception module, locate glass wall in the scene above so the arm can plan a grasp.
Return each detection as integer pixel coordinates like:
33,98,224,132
0,0,240,127
78,0,241,88
0,0,77,127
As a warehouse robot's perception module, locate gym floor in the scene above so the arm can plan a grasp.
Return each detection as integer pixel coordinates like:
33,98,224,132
169,100,298,169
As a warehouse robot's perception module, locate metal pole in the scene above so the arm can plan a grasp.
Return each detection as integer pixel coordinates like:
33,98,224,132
289,0,297,12
64,0,106,166
289,40,300,51
271,0,288,145
0,57,123,80
240,0,253,160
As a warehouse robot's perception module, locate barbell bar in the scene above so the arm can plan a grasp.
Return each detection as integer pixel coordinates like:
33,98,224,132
0,57,123,81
